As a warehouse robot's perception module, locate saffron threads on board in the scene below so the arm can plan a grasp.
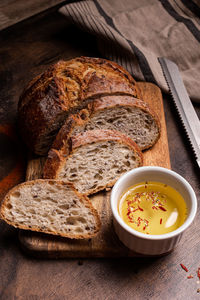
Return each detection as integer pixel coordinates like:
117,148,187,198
180,264,188,272
180,264,200,293
197,268,200,280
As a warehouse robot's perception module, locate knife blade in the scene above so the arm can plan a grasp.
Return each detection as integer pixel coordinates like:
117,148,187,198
158,57,200,168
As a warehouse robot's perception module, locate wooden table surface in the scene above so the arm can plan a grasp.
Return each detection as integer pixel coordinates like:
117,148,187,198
0,8,200,300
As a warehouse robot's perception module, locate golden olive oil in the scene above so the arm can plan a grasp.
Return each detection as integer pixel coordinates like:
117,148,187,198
119,181,187,235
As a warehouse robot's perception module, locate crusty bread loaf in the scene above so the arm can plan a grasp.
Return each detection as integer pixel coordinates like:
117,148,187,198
43,129,143,195
0,179,101,239
18,57,141,156
53,95,160,151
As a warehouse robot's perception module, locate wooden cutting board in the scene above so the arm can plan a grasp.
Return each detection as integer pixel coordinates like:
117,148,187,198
19,82,171,258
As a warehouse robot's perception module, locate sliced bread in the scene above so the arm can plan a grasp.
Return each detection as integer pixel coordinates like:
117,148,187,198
53,95,161,151
43,129,143,195
0,179,101,239
18,57,141,155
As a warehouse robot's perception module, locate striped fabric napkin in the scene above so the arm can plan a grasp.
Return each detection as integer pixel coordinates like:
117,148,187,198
59,0,200,103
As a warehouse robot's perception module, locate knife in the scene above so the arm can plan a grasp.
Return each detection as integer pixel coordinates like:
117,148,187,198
158,57,200,169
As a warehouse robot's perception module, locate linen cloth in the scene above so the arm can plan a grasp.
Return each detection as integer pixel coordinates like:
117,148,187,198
59,0,200,103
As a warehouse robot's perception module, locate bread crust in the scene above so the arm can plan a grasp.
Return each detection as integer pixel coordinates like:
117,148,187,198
52,108,92,150
43,129,143,195
0,179,101,239
52,95,161,151
92,95,161,150
70,129,143,154
18,57,141,155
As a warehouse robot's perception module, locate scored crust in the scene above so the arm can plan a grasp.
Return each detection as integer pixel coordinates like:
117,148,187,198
18,57,141,155
43,129,143,195
0,179,101,239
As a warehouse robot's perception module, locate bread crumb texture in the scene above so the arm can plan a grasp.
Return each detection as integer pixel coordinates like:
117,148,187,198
1,180,100,239
59,140,141,194
73,106,159,150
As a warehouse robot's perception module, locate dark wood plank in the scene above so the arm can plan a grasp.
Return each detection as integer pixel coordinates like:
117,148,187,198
0,0,69,31
0,8,199,300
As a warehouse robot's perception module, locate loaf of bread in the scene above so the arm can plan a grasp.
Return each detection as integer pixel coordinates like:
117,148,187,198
18,57,141,156
53,95,160,151
0,179,101,239
43,129,143,195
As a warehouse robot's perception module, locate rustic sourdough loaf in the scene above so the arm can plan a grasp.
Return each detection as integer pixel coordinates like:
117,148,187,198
18,57,141,155
53,95,160,151
0,179,101,239
43,129,143,195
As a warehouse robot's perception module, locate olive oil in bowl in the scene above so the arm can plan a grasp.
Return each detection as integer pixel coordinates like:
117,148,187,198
119,181,187,235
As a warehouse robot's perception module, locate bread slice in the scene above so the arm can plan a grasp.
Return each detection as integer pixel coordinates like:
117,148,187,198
18,57,141,156
53,95,160,151
0,179,101,239
43,129,143,195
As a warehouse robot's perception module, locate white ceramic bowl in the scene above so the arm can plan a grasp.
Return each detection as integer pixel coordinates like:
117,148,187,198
110,166,197,256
